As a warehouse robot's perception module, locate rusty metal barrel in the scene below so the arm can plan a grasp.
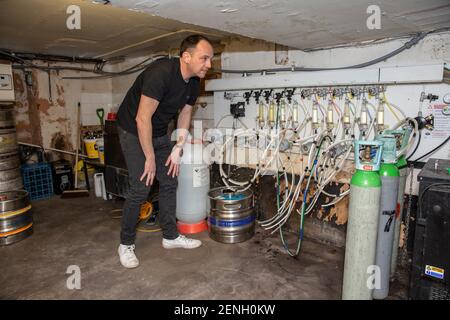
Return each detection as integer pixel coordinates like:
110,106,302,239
0,151,23,192
0,104,22,192
208,187,255,243
0,105,18,154
0,190,33,245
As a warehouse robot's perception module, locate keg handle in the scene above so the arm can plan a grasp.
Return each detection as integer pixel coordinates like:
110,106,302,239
223,203,242,210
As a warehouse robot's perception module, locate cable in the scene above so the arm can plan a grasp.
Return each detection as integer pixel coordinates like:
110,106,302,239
0,50,105,64
61,55,167,79
302,27,450,52
278,134,331,257
215,31,432,74
393,118,418,159
321,189,350,207
406,130,422,161
411,135,450,162
3,49,167,79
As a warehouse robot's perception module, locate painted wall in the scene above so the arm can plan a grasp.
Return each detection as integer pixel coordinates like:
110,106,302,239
13,62,112,153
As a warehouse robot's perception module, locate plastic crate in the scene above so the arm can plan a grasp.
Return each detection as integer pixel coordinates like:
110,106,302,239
21,162,54,200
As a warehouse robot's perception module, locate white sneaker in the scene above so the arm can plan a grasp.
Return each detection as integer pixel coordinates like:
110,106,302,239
162,235,202,249
118,244,139,268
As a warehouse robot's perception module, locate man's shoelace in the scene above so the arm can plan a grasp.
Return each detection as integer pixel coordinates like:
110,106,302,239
124,245,135,254
178,235,193,243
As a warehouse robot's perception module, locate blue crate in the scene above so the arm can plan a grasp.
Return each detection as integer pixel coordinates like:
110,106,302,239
21,162,54,201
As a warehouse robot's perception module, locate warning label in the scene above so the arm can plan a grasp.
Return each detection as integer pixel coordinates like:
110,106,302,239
192,167,209,188
424,104,450,140
425,265,445,280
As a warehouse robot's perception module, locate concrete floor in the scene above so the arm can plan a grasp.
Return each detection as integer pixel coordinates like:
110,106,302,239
0,192,407,300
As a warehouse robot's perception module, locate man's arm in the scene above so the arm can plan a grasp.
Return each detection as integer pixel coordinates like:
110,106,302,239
136,94,159,186
165,104,193,178
175,104,193,146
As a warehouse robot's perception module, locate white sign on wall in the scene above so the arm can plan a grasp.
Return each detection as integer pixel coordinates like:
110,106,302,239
424,104,450,140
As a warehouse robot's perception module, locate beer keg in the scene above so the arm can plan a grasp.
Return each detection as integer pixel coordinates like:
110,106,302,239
0,104,23,193
208,187,255,243
0,152,23,192
0,190,33,245
0,105,18,154
0,104,16,128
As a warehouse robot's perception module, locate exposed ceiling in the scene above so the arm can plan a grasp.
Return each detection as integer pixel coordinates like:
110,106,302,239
0,0,235,59
0,0,449,61
111,0,450,50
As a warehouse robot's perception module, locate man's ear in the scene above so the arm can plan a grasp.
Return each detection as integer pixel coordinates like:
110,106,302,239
181,51,191,63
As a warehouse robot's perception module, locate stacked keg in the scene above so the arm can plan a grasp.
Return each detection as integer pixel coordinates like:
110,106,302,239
0,103,33,245
0,191,32,245
208,187,255,243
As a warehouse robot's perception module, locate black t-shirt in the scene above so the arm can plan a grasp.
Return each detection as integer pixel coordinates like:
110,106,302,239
117,57,200,137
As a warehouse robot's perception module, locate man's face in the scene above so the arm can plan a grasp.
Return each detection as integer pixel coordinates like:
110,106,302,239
184,40,214,78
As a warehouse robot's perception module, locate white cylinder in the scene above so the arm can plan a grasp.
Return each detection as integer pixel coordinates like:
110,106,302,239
176,143,210,224
280,103,286,122
377,110,384,126
360,106,368,126
312,104,319,124
101,173,108,200
292,104,299,123
342,184,381,300
258,102,265,121
268,102,275,123
343,102,351,125
327,105,334,124
373,174,399,299
94,173,103,198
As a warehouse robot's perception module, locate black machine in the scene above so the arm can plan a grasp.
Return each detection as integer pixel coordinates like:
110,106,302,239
104,119,158,199
409,158,450,300
51,159,74,195
104,119,130,198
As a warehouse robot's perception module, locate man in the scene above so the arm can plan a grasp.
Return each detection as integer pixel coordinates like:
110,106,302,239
116,35,214,268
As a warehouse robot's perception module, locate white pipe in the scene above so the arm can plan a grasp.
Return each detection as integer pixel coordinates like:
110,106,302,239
18,142,89,159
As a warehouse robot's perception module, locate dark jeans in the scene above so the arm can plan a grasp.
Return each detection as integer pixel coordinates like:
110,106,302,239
117,126,179,245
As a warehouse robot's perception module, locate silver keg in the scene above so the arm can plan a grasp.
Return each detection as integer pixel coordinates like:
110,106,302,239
0,105,18,154
0,152,23,192
0,105,16,128
0,104,23,192
208,187,255,243
0,125,18,154
0,190,33,245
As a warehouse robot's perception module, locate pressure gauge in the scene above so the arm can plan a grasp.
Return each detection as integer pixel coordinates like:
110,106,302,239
443,93,450,104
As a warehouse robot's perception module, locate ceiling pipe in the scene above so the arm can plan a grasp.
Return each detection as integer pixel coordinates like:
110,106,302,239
93,29,224,59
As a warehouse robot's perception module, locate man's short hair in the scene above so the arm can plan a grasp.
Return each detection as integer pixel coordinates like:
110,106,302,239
180,34,212,56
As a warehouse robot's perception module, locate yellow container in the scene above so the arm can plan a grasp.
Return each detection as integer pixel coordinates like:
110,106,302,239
98,146,104,164
84,138,99,159
97,138,104,164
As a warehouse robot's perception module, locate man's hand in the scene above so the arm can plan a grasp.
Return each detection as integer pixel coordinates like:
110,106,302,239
165,145,183,178
188,138,203,144
140,155,156,186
